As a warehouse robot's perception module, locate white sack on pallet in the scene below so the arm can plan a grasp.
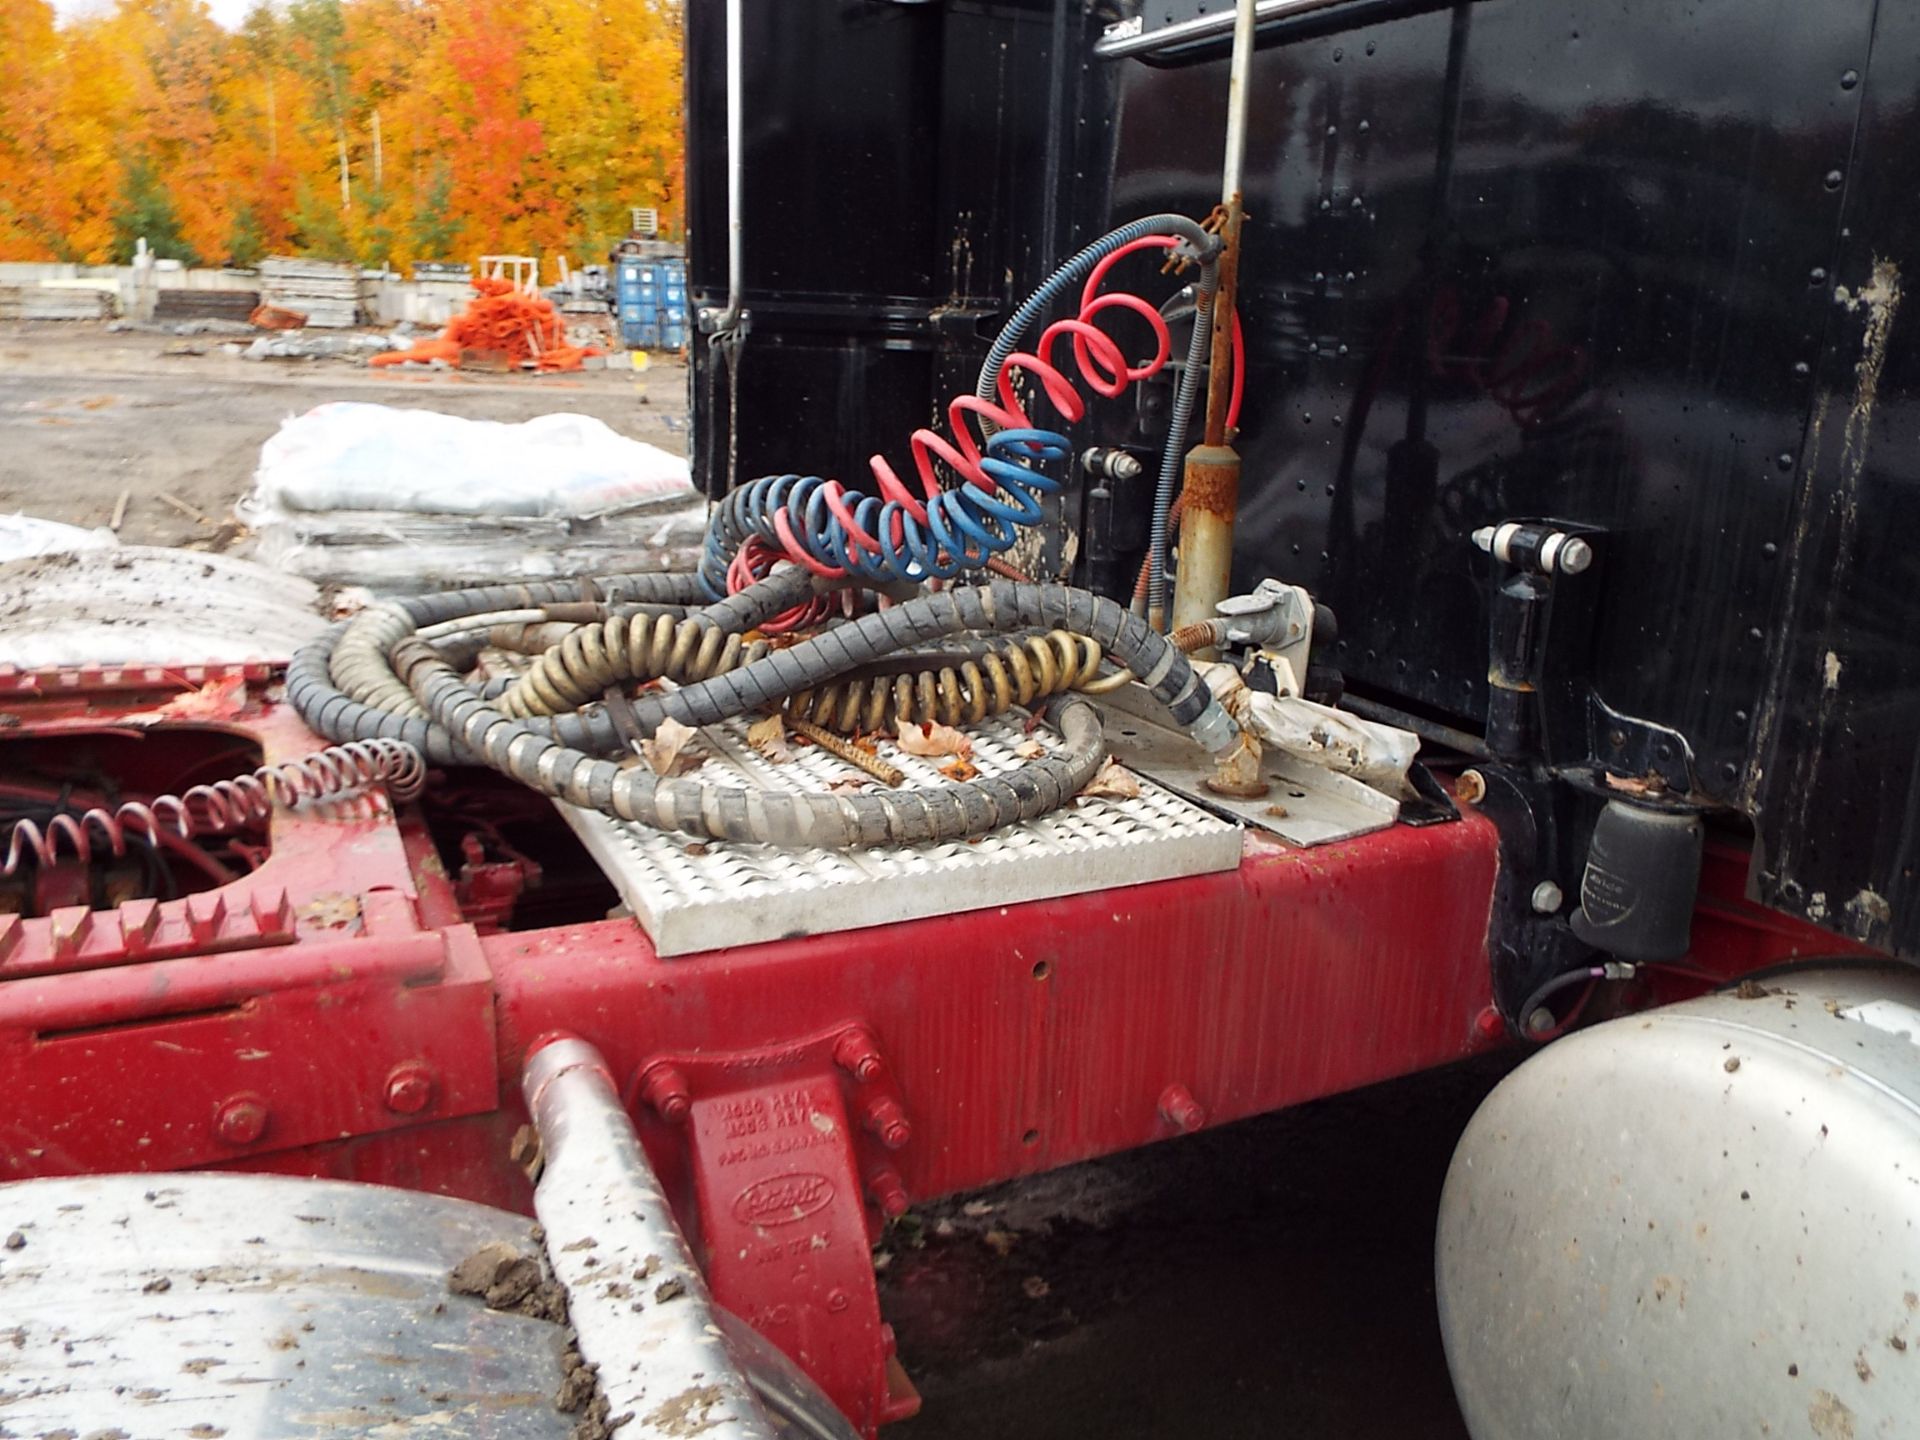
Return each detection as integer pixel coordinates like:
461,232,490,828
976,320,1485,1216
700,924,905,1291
244,402,693,516
237,402,703,592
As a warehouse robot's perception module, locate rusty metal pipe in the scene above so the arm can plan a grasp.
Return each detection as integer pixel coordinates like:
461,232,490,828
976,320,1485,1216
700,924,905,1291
1171,0,1256,643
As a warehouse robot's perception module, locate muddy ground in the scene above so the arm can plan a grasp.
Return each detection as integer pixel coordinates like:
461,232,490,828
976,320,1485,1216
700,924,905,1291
0,322,689,548
0,319,1493,1437
887,1059,1504,1439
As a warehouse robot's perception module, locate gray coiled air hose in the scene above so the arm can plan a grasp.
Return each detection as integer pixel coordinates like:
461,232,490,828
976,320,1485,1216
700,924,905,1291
295,569,811,765
294,580,1239,849
296,567,825,762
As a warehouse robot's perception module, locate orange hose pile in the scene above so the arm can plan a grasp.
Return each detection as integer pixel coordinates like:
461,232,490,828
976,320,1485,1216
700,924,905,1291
371,277,600,372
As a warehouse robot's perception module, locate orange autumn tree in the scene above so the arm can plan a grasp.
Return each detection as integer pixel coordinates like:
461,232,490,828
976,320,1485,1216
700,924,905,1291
0,0,683,268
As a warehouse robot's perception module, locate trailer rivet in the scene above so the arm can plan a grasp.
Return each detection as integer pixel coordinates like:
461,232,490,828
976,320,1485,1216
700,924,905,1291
384,1063,435,1115
214,1097,268,1146
1531,881,1564,915
1159,1084,1208,1134
1456,769,1487,806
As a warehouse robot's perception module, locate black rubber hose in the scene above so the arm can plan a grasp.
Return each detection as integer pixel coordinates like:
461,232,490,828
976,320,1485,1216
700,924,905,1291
636,582,1235,755
291,579,1241,847
291,569,813,764
393,630,1110,848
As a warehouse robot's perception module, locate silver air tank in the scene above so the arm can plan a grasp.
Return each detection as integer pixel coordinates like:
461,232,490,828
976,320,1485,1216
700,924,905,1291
1437,967,1920,1439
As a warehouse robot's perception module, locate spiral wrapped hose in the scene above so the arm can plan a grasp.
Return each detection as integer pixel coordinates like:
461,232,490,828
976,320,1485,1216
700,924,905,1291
785,631,1103,735
498,615,770,718
290,578,1239,849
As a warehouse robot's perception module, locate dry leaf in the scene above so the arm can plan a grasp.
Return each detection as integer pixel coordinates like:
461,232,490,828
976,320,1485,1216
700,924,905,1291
641,717,703,777
896,720,974,759
746,713,793,763
1081,757,1142,800
938,756,981,782
1013,739,1048,760
132,675,249,723
823,777,870,795
1263,803,1290,818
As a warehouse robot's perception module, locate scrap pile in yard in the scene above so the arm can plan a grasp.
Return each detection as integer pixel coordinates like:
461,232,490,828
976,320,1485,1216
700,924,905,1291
0,286,114,321
370,278,601,373
152,289,259,324
258,256,364,328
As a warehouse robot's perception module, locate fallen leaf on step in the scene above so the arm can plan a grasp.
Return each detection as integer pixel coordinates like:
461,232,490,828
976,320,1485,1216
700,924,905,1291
746,713,793,763
1013,739,1049,760
938,756,980,782
641,717,703,777
896,720,974,759
823,777,871,795
1080,757,1141,800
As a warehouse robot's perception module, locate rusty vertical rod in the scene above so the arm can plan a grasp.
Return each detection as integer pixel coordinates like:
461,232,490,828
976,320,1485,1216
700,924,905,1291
1171,0,1256,644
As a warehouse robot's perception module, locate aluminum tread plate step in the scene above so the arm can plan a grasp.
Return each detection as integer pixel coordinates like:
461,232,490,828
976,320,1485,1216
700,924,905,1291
553,711,1243,957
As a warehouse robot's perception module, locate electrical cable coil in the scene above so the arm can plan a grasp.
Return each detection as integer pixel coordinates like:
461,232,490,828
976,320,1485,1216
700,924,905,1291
1,738,426,877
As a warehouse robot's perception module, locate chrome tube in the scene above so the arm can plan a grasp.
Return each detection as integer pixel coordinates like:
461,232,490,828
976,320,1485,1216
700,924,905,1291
523,1036,778,1440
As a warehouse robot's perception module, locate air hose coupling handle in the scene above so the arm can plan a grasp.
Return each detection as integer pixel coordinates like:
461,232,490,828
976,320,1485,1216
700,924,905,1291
1189,703,1241,758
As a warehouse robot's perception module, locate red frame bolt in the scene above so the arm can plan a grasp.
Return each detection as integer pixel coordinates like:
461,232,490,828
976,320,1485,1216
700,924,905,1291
862,1094,912,1150
1473,1005,1507,1040
638,1064,692,1123
1158,1083,1207,1134
384,1062,435,1115
833,1027,885,1083
214,1096,268,1146
866,1166,910,1219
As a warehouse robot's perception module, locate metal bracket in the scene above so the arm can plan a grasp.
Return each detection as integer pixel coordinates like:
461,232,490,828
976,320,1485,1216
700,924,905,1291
628,1024,924,1437
1587,693,1698,796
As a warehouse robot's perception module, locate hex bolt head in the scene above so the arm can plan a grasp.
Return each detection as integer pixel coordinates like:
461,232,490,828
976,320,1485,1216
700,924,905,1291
1473,1006,1507,1040
1531,881,1565,915
867,1167,911,1219
214,1097,268,1147
832,1028,885,1084
1558,537,1593,574
862,1095,912,1150
638,1064,692,1124
384,1063,435,1115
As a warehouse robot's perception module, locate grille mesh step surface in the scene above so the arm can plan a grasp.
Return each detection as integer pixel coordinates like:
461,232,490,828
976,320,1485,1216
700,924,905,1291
553,711,1243,956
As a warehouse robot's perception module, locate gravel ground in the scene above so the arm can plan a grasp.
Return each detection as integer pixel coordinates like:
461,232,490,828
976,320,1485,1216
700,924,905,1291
0,322,689,549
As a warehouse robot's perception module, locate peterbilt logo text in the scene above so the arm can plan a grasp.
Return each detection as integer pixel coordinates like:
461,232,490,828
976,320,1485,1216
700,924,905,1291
733,1171,835,1227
